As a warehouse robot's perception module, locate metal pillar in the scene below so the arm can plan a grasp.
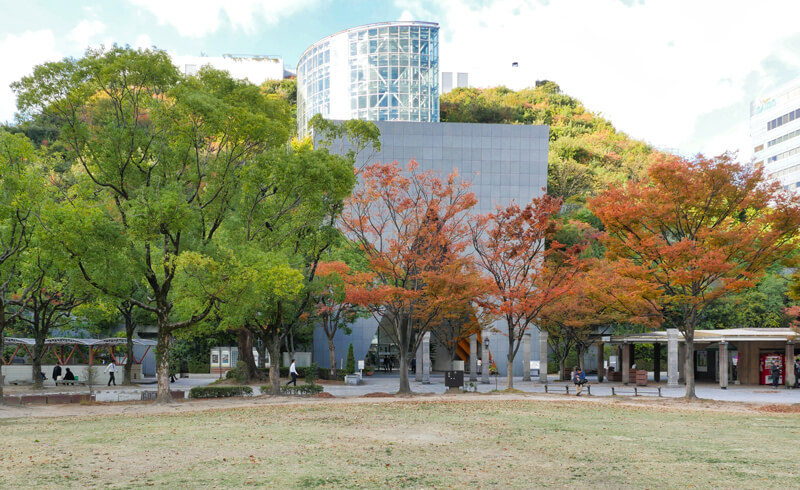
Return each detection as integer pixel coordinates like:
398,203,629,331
539,331,548,384
522,332,531,382
719,341,728,389
469,334,478,382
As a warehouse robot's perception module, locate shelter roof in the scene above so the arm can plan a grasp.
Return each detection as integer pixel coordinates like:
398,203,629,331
4,337,157,346
607,328,799,344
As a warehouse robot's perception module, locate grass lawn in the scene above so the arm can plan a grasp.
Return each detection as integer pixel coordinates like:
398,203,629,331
1,398,799,488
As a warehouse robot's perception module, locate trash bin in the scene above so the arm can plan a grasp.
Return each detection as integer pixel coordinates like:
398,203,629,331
635,370,648,386
445,370,464,389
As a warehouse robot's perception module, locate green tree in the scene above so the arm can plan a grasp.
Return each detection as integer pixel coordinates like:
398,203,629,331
13,46,291,402
17,246,87,388
0,130,44,402
345,343,355,375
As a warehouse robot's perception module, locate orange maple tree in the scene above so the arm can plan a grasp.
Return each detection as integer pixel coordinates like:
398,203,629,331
590,153,800,398
342,160,478,393
538,258,661,379
470,195,583,390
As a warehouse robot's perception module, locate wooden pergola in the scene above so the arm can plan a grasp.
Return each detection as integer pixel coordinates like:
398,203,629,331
2,337,156,366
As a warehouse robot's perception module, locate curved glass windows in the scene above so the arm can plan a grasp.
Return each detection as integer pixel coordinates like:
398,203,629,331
297,22,439,136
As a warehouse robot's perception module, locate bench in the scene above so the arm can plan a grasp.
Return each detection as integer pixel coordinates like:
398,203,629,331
55,379,87,386
611,386,661,397
544,384,591,395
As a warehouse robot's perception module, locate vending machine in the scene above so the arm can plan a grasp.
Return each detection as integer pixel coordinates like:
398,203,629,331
759,353,784,385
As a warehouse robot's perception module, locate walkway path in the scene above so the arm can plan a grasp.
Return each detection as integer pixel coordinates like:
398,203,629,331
323,373,800,404
4,373,799,404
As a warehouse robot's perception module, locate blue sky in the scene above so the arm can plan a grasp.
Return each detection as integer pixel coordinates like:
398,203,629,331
2,0,799,160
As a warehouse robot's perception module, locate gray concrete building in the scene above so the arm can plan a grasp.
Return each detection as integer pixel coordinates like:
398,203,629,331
300,21,551,377
313,120,550,376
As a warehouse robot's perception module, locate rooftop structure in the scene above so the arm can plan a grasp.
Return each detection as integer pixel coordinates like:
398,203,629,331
296,21,440,136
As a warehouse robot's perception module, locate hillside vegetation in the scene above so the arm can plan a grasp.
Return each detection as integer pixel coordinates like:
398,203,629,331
441,81,659,205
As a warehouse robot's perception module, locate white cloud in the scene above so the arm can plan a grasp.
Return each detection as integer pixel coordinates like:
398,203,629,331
0,30,61,123
398,10,415,22
68,19,106,49
396,0,800,158
134,33,152,49
127,0,321,37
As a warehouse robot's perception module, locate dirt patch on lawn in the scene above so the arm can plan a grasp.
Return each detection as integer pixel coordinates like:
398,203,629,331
361,392,395,398
314,392,336,399
757,404,800,413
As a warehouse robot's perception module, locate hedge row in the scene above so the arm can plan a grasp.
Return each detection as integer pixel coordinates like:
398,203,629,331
189,386,253,399
317,369,347,381
269,384,324,396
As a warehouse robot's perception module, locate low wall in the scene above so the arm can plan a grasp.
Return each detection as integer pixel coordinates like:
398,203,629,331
282,352,312,368
1,364,140,385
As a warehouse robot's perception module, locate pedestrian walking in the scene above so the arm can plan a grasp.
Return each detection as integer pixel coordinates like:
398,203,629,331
771,362,781,389
794,359,800,389
286,359,298,386
104,361,118,386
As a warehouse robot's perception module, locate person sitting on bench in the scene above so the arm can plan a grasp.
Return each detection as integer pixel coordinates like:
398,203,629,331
63,368,75,382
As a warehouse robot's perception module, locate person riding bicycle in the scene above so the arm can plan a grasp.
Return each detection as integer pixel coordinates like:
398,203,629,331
573,367,587,396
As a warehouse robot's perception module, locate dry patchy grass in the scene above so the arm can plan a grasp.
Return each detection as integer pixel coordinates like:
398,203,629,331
0,398,799,488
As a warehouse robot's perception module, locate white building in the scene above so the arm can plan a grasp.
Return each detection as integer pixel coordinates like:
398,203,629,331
172,54,289,85
750,78,800,192
441,72,469,94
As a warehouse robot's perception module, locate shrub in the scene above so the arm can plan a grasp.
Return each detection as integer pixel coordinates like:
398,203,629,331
303,363,319,384
224,361,247,383
346,343,355,375
272,384,324,396
259,367,290,378
189,386,253,399
188,360,210,373
317,369,347,381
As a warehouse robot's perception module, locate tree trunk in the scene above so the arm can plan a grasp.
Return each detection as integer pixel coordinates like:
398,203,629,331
558,358,566,382
396,316,412,394
123,320,135,386
577,345,585,371
32,332,45,389
0,321,5,404
398,353,410,393
328,337,336,377
684,332,696,399
237,328,263,383
154,326,173,404
268,335,281,395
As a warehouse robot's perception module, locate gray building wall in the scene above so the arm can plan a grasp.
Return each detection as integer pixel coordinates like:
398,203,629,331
314,120,549,376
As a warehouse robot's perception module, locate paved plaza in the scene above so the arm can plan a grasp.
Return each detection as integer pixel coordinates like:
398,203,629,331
4,372,799,404
321,373,800,404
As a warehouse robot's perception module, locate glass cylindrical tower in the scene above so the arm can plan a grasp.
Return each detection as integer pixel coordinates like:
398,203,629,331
297,21,440,137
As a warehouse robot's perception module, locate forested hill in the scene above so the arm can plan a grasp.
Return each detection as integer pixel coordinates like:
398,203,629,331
440,81,660,205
